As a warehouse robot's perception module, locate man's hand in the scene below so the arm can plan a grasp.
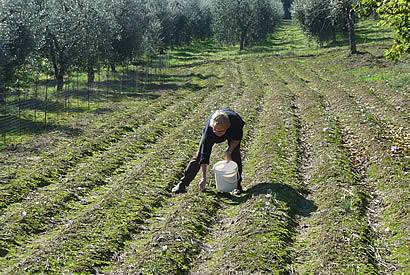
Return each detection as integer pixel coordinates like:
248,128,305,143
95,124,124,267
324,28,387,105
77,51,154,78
225,149,232,162
199,177,206,192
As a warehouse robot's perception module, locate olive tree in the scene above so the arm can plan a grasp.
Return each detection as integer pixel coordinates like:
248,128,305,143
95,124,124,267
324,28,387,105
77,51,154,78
153,0,212,49
357,0,410,60
292,0,359,53
0,0,35,83
27,0,111,91
104,0,146,71
330,0,360,54
281,0,293,19
0,39,8,74
184,0,212,42
291,0,335,45
212,0,284,50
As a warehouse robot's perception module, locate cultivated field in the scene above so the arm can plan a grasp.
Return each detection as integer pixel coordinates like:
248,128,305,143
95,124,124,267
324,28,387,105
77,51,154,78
0,22,408,274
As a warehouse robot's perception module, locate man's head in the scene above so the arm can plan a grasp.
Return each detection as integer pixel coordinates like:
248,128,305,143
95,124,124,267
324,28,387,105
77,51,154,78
210,110,231,137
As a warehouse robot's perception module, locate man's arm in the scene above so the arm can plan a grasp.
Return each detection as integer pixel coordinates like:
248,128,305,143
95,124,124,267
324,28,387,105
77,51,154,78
226,139,240,162
199,164,208,191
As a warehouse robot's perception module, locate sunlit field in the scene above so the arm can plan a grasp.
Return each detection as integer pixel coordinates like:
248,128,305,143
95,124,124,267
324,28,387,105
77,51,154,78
0,19,408,274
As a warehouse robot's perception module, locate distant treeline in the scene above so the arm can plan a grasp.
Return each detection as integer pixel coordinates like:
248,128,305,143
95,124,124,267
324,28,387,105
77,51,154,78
1,0,408,89
0,0,285,89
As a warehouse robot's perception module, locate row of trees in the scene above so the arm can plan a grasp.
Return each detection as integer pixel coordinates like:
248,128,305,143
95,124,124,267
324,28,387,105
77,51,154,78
291,0,410,59
292,0,359,53
213,0,284,50
0,0,284,90
1,0,408,91
0,0,208,91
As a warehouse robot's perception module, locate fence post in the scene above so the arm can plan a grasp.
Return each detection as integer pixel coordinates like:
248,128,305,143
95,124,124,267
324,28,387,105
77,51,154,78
64,75,67,116
134,61,138,93
87,77,90,110
98,66,101,104
45,75,48,127
67,74,70,118
35,74,38,122
1,85,6,145
145,62,149,89
121,64,124,95
77,68,80,109
106,65,109,103
18,81,21,134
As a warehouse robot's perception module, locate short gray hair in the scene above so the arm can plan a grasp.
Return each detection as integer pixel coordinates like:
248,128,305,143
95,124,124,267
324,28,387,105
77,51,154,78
210,110,231,129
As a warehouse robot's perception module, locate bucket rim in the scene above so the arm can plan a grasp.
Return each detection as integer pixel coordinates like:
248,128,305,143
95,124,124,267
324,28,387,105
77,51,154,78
212,160,238,175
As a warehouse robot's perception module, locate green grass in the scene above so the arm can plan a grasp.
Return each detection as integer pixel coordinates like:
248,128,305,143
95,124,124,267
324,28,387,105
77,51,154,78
169,18,398,66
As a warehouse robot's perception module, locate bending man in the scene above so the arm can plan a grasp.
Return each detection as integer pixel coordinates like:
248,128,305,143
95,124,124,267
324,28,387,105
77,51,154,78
172,109,245,195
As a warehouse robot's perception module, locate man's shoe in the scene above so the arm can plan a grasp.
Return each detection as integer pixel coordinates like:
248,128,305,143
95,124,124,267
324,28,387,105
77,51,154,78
233,186,243,195
172,183,186,194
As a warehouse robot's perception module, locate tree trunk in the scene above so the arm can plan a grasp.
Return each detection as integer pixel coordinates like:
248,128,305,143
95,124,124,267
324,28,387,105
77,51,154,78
88,66,95,84
55,70,64,94
240,31,246,51
110,63,116,72
347,8,356,54
283,0,292,19
50,49,65,94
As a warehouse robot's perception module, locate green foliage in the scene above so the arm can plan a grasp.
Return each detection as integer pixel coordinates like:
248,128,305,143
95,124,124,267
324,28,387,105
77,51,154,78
0,13,408,275
291,0,359,45
281,0,294,19
0,0,35,82
105,0,146,63
212,0,283,50
292,0,361,53
146,0,212,52
291,0,335,44
357,0,410,60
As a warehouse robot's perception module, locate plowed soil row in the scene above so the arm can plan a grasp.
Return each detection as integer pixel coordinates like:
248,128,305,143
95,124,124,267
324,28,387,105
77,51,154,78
0,50,408,274
278,55,408,274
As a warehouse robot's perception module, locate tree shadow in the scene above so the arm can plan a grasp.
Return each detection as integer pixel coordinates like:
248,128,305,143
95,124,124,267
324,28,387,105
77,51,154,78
0,114,83,137
214,181,317,217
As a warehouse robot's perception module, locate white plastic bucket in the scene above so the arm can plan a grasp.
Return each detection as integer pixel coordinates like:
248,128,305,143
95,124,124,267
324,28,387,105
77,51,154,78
213,160,238,192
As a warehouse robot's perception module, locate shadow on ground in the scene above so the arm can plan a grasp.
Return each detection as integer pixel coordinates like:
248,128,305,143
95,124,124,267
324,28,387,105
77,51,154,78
213,181,317,217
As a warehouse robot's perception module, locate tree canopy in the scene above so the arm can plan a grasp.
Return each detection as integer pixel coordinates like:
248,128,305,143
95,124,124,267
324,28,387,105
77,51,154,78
0,0,35,82
292,0,360,53
357,0,410,60
212,0,283,50
0,0,406,86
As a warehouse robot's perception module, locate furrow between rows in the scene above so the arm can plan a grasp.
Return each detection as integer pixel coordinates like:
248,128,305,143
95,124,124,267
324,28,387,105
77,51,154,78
287,56,408,161
306,51,408,124
189,58,305,274
270,56,379,273
0,90,186,213
289,56,409,273
104,59,267,274
0,61,245,273
0,87,208,262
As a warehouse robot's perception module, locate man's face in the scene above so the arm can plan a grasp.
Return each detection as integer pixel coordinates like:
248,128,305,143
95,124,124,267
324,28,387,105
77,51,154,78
212,126,227,137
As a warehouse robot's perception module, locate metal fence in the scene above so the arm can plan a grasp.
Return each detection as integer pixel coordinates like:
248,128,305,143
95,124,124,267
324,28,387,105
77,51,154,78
0,55,170,145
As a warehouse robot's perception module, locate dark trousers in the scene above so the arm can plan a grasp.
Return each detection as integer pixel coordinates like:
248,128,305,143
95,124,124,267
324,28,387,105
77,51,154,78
180,140,242,188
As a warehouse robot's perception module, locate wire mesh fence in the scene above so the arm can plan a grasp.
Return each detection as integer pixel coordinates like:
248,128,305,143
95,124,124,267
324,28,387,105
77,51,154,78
0,54,170,146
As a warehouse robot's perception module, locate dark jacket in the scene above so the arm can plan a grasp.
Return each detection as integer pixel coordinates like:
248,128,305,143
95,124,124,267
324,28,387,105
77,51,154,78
200,109,245,165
